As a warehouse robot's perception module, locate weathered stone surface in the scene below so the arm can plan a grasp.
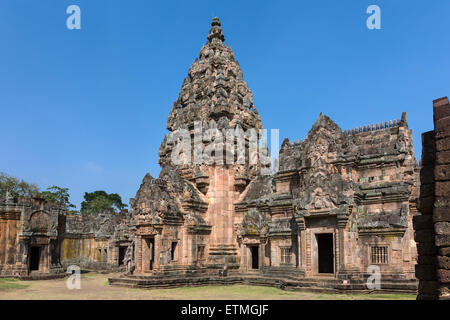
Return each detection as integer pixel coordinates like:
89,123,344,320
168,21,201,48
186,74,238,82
436,151,450,165
0,196,66,277
433,207,450,222
437,269,450,283
107,18,420,293
435,181,450,197
61,209,133,270
437,256,450,269
416,96,450,300
439,247,450,256
435,222,450,235
435,164,450,180
436,234,450,247
436,137,450,152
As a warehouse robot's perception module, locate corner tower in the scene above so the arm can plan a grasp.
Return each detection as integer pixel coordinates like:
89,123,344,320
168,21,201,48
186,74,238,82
157,17,268,269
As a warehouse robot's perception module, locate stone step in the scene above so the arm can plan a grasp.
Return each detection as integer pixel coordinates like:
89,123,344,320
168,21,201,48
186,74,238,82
108,274,418,294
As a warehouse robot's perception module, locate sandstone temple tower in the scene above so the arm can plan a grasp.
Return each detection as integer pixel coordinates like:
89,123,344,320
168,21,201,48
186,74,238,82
110,18,419,292
130,17,266,275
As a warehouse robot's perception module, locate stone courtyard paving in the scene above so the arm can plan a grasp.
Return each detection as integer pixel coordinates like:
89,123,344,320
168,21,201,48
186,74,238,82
0,272,415,300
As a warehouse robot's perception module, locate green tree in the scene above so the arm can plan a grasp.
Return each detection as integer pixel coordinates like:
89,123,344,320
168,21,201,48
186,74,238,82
80,190,127,216
0,172,40,198
41,186,78,214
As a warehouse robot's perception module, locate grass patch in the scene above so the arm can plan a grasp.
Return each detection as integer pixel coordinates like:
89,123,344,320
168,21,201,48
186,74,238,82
127,284,415,300
315,292,416,300
129,284,308,300
0,278,29,291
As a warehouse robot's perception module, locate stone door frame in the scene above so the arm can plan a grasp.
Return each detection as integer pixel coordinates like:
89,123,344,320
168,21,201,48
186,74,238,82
311,228,336,277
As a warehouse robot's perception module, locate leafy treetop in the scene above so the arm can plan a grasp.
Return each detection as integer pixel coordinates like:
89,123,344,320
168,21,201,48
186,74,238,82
80,190,127,216
0,172,40,198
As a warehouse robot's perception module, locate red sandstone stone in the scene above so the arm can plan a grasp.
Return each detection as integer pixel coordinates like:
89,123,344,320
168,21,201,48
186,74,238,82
433,96,449,108
435,164,450,180
435,222,450,235
437,269,450,283
436,234,450,247
434,207,450,222
437,256,450,269
435,125,450,140
439,247,450,256
436,151,450,165
435,181,450,197
436,137,450,152
434,103,450,122
435,116,450,130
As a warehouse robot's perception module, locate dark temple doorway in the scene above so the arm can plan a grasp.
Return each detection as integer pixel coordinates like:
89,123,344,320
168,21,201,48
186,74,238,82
118,247,126,266
145,237,155,270
317,233,334,274
250,246,259,269
29,246,41,271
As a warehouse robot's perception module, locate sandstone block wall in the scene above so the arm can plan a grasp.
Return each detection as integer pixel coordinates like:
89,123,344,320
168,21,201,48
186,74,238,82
416,96,450,300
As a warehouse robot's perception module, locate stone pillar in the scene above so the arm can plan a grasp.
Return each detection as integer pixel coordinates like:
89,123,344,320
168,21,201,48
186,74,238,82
18,236,29,275
337,208,349,279
260,236,266,269
135,236,142,273
154,234,161,269
415,96,450,300
433,98,450,299
295,216,306,273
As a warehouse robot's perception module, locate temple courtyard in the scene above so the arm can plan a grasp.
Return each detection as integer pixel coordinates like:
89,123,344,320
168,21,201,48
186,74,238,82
0,272,414,300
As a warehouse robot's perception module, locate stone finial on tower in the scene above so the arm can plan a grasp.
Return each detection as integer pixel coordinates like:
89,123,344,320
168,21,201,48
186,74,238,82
207,17,225,44
400,112,408,128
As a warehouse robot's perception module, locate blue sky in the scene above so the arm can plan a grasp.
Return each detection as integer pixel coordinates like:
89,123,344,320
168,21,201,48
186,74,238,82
1,0,449,209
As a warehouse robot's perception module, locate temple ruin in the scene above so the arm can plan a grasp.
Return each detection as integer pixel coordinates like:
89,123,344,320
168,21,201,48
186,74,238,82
0,193,133,278
108,18,420,293
0,195,66,279
61,209,134,271
1,17,448,297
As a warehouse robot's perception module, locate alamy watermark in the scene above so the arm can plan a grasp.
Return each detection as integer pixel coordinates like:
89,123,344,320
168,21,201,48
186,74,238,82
366,265,381,290
168,121,280,175
66,265,81,290
66,5,81,30
366,5,381,30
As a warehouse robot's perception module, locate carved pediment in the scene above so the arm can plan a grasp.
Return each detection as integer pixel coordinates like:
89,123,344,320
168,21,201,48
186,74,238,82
238,208,270,236
293,170,354,211
29,210,54,233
